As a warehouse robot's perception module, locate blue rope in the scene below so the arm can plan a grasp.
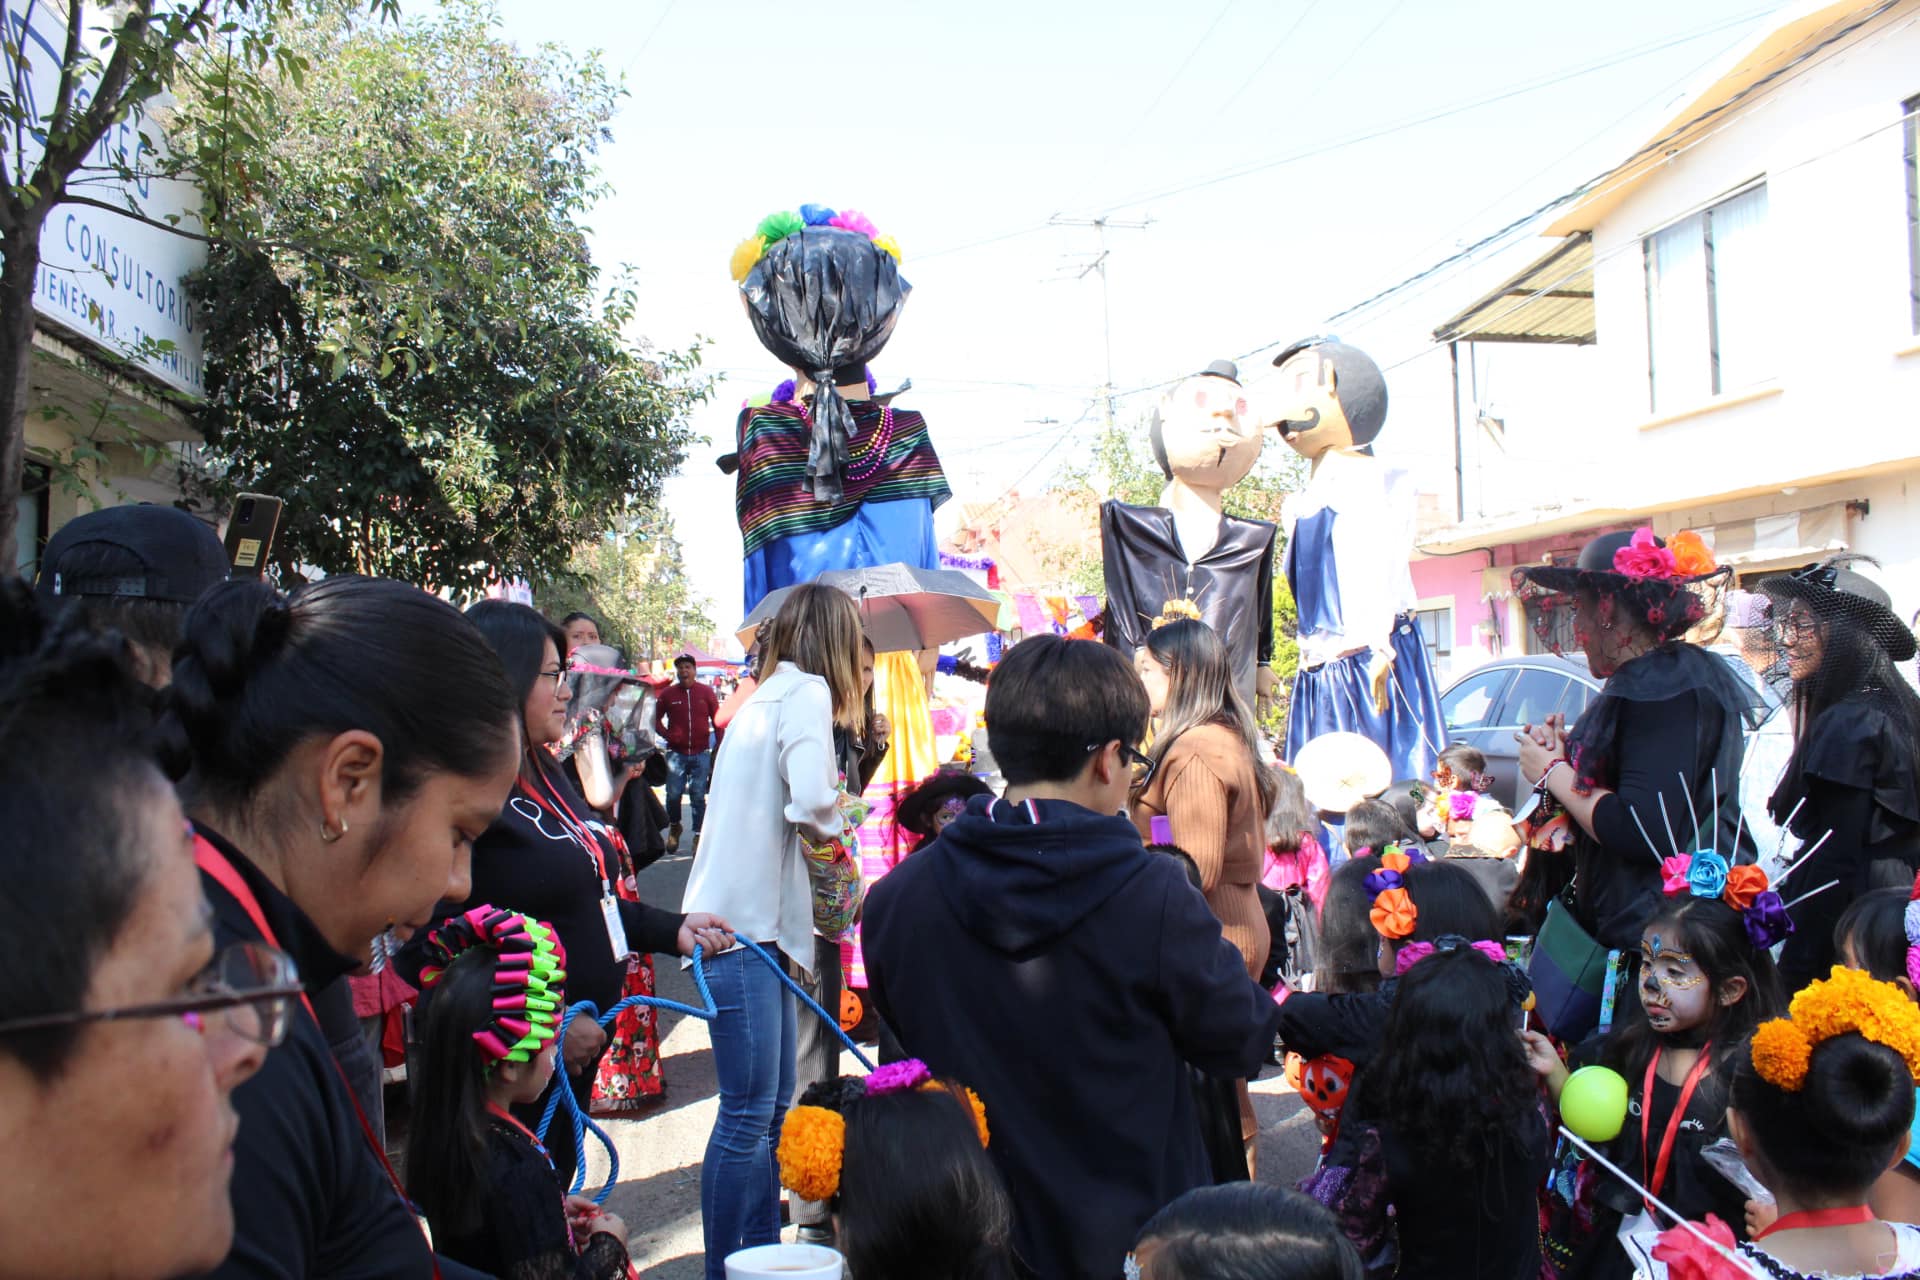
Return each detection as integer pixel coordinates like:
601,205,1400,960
535,939,875,1203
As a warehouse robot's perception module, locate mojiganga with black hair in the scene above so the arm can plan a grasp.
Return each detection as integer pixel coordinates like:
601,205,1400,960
0,582,165,1077
1132,1183,1363,1280
837,1084,1021,1280
984,635,1148,786
1733,1032,1917,1200
163,577,519,818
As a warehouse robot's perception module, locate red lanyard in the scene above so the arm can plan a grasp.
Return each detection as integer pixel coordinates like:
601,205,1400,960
1756,1204,1876,1239
1641,1044,1713,1207
194,833,443,1280
518,773,611,885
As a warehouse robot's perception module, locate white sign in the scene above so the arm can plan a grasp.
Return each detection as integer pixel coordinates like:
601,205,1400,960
7,1,207,397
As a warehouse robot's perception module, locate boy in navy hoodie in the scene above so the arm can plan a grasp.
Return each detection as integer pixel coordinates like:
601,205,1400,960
862,635,1283,1280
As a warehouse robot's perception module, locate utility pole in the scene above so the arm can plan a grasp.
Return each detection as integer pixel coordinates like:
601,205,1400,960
1049,214,1151,431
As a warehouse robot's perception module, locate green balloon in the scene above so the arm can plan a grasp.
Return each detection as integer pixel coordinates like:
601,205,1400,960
756,210,805,246
1560,1065,1630,1142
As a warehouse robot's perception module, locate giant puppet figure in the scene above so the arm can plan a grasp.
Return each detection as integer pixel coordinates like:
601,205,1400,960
1101,359,1279,710
1269,337,1445,783
725,205,951,616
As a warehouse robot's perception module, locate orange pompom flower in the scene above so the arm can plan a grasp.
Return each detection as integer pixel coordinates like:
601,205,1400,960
1380,846,1413,874
1667,530,1717,577
962,1087,991,1147
777,1105,846,1203
1370,887,1418,940
1721,865,1769,913
1751,1019,1812,1091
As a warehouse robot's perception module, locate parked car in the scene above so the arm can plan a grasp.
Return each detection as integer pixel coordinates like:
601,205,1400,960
1438,648,1777,811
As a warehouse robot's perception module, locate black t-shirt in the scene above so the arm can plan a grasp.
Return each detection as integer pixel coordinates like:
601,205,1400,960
1379,1112,1550,1280
432,1121,628,1280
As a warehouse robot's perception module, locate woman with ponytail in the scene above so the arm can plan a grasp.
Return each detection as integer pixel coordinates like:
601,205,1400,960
163,575,524,1279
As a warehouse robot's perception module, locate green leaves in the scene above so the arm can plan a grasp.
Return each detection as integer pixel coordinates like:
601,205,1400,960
179,0,706,591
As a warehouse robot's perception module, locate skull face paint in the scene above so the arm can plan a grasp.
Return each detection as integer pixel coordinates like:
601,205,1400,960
1639,930,1713,1035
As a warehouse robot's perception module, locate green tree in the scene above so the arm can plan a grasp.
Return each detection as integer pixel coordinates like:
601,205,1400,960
0,0,386,568
179,2,705,589
536,506,716,665
1045,416,1307,733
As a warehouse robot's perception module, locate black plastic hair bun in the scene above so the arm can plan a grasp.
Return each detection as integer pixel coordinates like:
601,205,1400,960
1806,1033,1914,1145
796,1075,869,1114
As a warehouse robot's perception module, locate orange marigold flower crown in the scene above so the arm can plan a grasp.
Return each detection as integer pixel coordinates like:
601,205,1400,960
775,1060,990,1204
1750,966,1920,1093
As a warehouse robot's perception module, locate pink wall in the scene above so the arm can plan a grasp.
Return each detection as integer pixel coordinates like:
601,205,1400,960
1409,522,1636,661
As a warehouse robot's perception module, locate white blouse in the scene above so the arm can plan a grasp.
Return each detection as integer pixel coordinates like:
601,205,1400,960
680,662,843,976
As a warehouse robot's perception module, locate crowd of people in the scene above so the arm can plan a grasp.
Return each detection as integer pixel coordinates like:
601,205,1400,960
9,504,1920,1280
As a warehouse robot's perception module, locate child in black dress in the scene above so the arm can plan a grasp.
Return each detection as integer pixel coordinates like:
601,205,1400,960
1527,882,1784,1279
408,906,633,1280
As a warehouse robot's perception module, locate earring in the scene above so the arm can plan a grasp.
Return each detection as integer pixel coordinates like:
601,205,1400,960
1601,622,1615,632
320,818,349,843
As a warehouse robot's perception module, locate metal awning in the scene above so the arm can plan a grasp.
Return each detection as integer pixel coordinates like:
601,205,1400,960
1432,233,1595,346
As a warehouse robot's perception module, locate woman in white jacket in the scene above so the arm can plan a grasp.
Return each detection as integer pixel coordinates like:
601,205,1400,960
683,582,864,1274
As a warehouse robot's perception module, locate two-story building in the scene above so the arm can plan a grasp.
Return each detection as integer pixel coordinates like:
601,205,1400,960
1404,0,1920,683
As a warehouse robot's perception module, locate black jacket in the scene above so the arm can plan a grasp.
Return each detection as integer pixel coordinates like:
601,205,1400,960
195,826,487,1279
862,796,1282,1280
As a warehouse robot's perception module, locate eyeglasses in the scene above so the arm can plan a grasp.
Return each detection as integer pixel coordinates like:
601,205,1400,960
1088,740,1158,791
0,942,306,1047
539,667,567,686
1778,610,1821,641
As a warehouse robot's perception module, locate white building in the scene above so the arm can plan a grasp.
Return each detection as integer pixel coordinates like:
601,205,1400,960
7,0,209,578
1407,0,1920,673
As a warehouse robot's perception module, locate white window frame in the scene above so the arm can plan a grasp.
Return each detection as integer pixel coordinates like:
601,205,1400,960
1642,179,1769,411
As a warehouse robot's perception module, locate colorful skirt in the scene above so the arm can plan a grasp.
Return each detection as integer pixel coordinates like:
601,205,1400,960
589,955,663,1115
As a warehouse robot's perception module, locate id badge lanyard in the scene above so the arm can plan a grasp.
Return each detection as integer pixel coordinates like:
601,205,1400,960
518,774,631,962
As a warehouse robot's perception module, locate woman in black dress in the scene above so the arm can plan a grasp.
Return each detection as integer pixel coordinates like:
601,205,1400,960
1760,557,1920,990
1512,529,1762,958
441,603,732,1186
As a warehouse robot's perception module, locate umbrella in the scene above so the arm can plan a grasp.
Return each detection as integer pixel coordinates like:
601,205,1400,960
737,563,1002,653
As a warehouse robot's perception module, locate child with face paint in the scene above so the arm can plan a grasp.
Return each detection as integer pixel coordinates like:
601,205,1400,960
1526,890,1785,1279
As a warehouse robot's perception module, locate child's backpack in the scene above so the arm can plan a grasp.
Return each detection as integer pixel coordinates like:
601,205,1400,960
1259,884,1321,995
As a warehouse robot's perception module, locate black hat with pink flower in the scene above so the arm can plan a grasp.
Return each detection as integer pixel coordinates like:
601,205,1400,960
1513,526,1731,643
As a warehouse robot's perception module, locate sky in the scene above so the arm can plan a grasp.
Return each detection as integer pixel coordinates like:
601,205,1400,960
477,0,1783,628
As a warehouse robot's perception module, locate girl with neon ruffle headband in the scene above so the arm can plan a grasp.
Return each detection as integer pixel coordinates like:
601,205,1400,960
725,206,951,616
407,907,635,1280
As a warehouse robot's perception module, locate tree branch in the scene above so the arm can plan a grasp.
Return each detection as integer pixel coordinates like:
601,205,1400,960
45,0,84,140
56,192,339,264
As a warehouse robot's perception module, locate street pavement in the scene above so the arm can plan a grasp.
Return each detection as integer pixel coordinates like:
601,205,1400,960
596,840,1322,1278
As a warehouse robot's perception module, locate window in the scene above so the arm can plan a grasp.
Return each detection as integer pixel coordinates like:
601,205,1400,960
1414,605,1453,683
1441,669,1511,733
1644,183,1771,411
1502,668,1592,729
1906,94,1918,333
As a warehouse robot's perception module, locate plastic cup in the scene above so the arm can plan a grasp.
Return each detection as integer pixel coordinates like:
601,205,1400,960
724,1242,844,1279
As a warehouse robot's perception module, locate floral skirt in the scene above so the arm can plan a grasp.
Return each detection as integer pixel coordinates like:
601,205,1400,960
589,954,663,1115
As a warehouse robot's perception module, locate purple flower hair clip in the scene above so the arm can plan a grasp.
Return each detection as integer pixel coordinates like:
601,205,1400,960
1742,891,1796,950
865,1058,933,1096
1363,868,1403,901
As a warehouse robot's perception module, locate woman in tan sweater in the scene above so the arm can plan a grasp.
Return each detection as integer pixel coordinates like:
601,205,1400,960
1130,618,1278,1174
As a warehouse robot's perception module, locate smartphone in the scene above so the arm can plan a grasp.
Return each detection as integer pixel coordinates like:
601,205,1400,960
223,493,283,578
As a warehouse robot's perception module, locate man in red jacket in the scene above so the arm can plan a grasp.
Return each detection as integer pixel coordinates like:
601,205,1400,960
653,655,719,850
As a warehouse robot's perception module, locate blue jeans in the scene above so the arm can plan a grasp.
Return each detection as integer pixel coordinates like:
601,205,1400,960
666,749,711,833
702,947,797,1278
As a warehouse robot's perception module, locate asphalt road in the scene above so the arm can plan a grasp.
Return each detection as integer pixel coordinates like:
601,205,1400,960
596,841,1322,1278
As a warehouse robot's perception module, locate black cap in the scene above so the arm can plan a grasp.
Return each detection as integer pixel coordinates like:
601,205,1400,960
36,505,229,605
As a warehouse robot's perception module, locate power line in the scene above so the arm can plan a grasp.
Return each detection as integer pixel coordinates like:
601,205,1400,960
1213,0,1323,120
1113,0,1240,151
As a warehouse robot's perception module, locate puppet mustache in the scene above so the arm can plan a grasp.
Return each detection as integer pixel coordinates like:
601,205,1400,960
1277,408,1320,437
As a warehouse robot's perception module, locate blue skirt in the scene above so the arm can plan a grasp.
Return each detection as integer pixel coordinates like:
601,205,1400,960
742,497,938,616
1285,614,1447,785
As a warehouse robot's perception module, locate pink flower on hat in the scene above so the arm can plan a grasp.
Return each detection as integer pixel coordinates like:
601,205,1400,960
1613,527,1676,579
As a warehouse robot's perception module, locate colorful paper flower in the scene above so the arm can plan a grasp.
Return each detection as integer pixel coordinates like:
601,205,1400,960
1743,890,1795,950
1449,792,1479,822
866,1058,933,1096
1370,887,1418,940
1687,851,1729,900
1751,1019,1812,1091
829,209,878,238
777,1105,846,1203
1362,868,1403,900
1660,856,1693,896
1380,846,1425,874
1667,530,1718,577
729,234,766,283
799,203,838,226
756,209,805,245
872,232,903,261
1721,864,1769,913
1650,1214,1744,1280
1613,527,1677,579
